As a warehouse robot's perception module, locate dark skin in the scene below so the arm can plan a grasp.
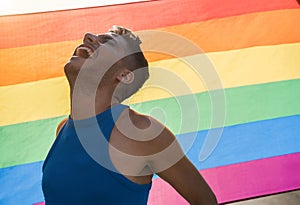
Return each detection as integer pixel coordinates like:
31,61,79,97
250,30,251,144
60,26,218,205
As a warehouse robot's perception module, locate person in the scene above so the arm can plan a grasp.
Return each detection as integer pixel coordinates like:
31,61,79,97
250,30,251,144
42,25,218,205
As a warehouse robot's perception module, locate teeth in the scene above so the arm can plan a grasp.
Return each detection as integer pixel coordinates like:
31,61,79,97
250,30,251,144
83,47,93,56
77,46,93,57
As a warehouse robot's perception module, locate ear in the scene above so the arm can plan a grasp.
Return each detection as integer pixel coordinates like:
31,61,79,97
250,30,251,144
116,69,135,84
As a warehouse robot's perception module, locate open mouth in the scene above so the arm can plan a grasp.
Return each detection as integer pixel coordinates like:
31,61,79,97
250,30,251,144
74,44,95,59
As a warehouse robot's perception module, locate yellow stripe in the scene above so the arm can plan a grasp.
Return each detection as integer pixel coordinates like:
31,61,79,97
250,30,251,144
1,43,300,126
0,78,70,126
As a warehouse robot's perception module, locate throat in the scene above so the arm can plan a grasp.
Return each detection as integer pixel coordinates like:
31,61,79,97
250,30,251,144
70,90,120,120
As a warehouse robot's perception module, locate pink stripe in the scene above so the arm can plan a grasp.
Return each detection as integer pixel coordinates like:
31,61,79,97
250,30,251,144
148,152,300,204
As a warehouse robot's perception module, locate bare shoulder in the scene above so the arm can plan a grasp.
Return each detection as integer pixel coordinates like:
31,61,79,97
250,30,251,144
115,108,218,204
111,108,175,154
120,108,180,156
128,109,175,144
109,108,160,179
56,118,68,136
127,108,153,130
110,108,180,176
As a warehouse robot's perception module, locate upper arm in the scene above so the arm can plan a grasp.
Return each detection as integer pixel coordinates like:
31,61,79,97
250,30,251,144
148,126,218,205
56,118,67,137
156,156,218,205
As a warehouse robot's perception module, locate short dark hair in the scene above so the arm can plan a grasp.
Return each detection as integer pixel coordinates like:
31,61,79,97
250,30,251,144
107,26,149,102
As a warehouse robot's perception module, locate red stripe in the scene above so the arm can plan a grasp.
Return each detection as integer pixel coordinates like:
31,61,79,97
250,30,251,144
148,153,300,204
1,0,299,49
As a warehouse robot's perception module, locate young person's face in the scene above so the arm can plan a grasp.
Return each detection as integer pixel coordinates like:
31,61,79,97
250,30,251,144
64,32,131,76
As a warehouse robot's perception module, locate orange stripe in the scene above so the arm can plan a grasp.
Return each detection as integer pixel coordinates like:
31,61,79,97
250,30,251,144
160,9,300,53
0,0,299,49
1,9,300,86
0,41,78,84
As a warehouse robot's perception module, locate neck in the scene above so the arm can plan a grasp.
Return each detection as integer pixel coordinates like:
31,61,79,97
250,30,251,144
69,86,120,120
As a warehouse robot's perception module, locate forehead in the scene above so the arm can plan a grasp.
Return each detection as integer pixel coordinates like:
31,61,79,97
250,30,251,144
102,31,140,45
95,32,118,39
107,32,141,51
98,32,130,45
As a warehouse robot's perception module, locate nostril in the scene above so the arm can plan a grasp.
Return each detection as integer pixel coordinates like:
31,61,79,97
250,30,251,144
83,33,98,44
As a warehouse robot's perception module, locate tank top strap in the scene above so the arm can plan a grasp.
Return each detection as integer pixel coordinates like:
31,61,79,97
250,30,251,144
98,104,129,141
70,104,129,172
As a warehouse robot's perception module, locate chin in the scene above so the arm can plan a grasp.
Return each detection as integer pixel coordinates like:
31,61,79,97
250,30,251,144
64,59,80,78
65,56,86,72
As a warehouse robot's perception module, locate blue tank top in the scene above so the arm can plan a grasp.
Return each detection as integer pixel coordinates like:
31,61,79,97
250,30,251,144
42,104,152,205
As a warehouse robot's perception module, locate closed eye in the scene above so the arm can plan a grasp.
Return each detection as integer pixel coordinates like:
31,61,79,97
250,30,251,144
98,34,114,44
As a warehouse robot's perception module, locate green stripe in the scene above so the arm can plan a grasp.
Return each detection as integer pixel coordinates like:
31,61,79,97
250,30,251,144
0,116,66,168
1,79,300,168
132,78,300,133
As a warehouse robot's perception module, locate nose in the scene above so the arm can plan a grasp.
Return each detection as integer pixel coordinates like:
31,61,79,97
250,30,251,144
83,33,99,45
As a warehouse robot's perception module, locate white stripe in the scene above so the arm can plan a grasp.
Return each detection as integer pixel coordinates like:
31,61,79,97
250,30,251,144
0,0,149,16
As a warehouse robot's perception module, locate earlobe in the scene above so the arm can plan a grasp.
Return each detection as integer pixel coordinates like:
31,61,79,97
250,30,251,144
117,70,135,84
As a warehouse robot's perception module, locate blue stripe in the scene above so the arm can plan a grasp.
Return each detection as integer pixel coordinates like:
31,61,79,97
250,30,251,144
181,114,300,170
0,162,44,205
1,115,300,204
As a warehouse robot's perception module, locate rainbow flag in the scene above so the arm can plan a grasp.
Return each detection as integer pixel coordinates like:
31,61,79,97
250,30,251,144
1,0,300,204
